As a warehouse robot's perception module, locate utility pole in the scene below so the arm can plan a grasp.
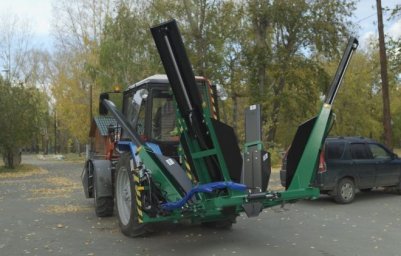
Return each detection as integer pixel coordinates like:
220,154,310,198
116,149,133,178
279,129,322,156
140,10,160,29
376,0,393,149
89,70,96,128
54,110,57,154
89,82,93,126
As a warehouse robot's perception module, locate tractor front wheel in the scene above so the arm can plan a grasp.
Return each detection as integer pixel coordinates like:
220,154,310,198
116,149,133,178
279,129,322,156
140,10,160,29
115,153,152,237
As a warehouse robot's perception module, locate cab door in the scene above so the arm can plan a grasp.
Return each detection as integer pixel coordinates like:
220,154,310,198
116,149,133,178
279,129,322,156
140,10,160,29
122,85,149,140
148,87,180,158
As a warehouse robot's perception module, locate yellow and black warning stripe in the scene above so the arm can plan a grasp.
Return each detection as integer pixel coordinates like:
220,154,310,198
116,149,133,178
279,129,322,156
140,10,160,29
208,83,218,120
177,118,185,133
133,169,144,223
183,156,197,184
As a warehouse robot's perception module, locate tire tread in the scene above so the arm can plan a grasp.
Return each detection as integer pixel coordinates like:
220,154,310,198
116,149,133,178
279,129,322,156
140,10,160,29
95,197,114,217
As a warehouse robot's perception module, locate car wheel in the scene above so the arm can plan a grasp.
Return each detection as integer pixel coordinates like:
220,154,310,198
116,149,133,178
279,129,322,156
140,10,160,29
396,180,401,195
334,178,355,204
115,153,152,237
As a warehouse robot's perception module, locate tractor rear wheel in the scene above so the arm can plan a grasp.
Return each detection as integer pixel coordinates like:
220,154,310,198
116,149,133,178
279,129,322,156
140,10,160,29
94,168,113,217
115,153,152,237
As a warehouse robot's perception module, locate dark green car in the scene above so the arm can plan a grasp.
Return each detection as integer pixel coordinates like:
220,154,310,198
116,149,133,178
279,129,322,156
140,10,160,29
280,137,401,203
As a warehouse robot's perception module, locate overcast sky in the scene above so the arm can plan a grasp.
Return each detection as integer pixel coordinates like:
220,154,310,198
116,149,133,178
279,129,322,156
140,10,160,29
0,0,400,50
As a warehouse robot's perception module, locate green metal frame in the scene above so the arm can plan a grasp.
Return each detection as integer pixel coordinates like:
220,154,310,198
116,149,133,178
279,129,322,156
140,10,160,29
100,74,335,225
132,95,334,225
106,21,357,226
288,104,333,191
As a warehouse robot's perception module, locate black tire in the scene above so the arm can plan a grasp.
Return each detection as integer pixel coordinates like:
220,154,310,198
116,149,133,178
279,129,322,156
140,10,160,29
88,161,94,198
395,180,401,195
334,178,355,204
94,172,114,217
115,153,152,237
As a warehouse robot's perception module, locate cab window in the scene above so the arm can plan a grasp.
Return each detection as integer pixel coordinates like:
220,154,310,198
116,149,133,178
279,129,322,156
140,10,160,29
151,89,177,141
124,92,146,136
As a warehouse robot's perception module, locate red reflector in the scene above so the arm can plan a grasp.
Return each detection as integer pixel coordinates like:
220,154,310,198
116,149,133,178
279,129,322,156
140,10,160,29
318,151,327,173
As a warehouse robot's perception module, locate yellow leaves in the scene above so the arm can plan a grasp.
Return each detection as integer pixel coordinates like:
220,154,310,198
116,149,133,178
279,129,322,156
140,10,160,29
51,53,94,143
0,166,48,179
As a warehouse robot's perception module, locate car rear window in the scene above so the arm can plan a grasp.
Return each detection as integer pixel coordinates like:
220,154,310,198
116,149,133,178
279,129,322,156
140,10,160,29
350,143,371,159
326,142,346,160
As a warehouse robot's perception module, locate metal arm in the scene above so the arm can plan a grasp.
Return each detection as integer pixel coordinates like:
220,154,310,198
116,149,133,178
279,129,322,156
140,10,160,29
150,20,206,143
325,37,359,105
151,20,226,182
100,98,144,147
285,37,358,190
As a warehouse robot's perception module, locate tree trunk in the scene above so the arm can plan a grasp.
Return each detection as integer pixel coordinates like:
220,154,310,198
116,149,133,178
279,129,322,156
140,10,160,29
43,132,49,155
2,148,21,169
249,1,271,139
267,100,280,144
376,0,393,148
75,138,81,156
232,94,238,135
267,75,286,144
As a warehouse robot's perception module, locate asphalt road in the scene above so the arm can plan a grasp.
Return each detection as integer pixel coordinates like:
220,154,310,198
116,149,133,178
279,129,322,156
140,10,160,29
1,155,401,256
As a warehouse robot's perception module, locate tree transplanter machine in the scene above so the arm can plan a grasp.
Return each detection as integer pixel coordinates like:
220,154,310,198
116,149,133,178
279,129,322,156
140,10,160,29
82,20,358,237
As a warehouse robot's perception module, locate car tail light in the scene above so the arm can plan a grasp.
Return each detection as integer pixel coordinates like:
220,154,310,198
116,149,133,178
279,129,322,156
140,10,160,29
282,150,289,171
318,150,327,173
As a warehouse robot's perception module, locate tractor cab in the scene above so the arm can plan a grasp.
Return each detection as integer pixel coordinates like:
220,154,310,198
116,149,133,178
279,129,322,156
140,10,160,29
121,74,223,158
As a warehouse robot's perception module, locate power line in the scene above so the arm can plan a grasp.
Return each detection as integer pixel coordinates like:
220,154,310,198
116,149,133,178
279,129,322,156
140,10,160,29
356,13,376,24
355,8,393,24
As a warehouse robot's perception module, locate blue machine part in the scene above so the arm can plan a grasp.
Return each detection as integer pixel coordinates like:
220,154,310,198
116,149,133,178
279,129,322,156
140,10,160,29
117,141,247,211
161,181,247,211
118,141,162,167
146,143,163,155
118,141,162,155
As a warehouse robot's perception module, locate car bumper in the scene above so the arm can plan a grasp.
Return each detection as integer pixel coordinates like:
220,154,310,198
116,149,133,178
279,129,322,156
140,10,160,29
279,170,286,187
280,170,335,191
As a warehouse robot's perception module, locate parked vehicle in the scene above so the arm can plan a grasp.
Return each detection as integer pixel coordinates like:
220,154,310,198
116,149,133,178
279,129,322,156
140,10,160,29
280,136,401,203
